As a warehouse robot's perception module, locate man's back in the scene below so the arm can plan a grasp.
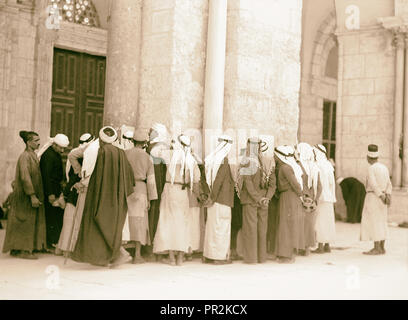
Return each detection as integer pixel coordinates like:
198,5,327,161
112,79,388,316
367,162,392,195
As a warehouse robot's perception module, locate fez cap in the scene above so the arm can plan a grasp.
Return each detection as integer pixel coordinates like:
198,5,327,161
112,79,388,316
367,144,379,158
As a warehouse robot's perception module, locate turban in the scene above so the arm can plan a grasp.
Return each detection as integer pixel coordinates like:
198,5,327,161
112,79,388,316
99,126,118,144
79,133,94,145
53,134,69,148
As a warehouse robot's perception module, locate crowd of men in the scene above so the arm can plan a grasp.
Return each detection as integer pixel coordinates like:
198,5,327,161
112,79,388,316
1,124,392,265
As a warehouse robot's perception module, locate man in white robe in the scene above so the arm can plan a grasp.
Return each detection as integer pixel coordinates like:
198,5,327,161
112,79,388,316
361,144,392,255
312,144,336,254
203,135,235,264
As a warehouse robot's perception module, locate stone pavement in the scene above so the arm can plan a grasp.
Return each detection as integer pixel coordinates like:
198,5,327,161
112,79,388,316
0,222,407,300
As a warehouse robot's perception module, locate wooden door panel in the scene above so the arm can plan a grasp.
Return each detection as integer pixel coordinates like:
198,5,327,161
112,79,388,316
51,48,106,160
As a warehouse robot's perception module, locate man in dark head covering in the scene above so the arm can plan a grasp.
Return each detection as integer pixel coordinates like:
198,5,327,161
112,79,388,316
361,144,392,255
237,137,276,264
71,126,135,267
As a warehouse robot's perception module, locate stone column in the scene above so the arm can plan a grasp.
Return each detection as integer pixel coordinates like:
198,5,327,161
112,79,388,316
392,31,405,187
403,32,408,187
202,0,228,157
103,0,142,128
335,36,344,179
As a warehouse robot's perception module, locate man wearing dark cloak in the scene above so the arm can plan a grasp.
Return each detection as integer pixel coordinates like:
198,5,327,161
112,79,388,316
338,177,366,223
71,126,135,267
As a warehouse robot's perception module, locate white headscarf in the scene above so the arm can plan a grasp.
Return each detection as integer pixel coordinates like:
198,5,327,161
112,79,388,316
81,138,100,180
151,123,170,144
168,134,196,189
274,145,303,191
65,133,95,181
296,142,319,196
205,135,233,186
37,133,70,159
313,144,336,202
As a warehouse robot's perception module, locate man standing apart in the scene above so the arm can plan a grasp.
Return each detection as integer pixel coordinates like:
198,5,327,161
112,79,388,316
361,144,392,255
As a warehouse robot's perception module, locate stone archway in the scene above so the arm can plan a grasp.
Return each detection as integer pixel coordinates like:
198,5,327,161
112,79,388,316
299,10,338,149
310,10,338,100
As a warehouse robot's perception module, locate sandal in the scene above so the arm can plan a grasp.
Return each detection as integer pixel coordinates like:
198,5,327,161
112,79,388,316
363,248,382,255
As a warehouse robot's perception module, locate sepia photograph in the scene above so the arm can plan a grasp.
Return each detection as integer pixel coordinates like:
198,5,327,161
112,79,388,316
0,0,407,304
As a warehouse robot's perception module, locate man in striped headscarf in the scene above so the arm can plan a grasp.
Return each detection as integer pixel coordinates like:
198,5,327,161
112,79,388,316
203,135,235,264
237,137,276,264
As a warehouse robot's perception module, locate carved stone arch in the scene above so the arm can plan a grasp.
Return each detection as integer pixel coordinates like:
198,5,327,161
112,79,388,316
310,10,338,100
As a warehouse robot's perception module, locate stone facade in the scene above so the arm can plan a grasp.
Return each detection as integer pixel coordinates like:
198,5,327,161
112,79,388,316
0,0,107,201
338,30,394,183
136,0,208,137
224,0,302,149
0,0,304,206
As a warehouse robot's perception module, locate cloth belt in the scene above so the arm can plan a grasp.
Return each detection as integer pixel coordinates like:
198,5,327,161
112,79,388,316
165,181,190,189
135,179,147,183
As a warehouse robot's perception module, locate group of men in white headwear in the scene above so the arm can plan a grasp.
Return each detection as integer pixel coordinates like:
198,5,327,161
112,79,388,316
272,143,336,263
12,122,391,266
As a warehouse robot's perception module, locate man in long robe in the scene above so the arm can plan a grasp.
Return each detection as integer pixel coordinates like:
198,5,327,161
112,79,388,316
337,177,366,223
274,145,304,263
296,142,322,255
144,123,169,261
203,135,235,264
312,144,336,254
361,144,392,255
56,133,95,255
39,134,70,251
122,129,158,264
71,126,135,267
3,131,47,259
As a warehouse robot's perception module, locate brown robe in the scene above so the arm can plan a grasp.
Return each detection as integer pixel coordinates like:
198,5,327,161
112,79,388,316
275,163,303,259
2,150,47,253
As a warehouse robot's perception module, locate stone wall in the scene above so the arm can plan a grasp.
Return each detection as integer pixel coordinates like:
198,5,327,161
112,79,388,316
299,0,336,146
137,0,208,136
338,30,394,183
224,0,303,147
0,2,37,202
0,0,108,203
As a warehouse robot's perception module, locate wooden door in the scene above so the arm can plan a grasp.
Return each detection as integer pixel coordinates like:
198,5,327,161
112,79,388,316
51,48,106,153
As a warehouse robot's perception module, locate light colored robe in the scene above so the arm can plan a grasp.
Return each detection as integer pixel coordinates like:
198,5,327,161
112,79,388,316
315,163,336,243
361,162,392,241
122,147,157,244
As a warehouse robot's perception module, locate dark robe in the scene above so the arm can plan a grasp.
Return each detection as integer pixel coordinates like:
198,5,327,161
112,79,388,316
230,190,242,251
40,146,64,248
2,150,47,253
298,162,322,248
71,144,135,266
267,167,280,254
63,159,82,206
275,163,303,259
339,177,366,223
144,142,167,254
